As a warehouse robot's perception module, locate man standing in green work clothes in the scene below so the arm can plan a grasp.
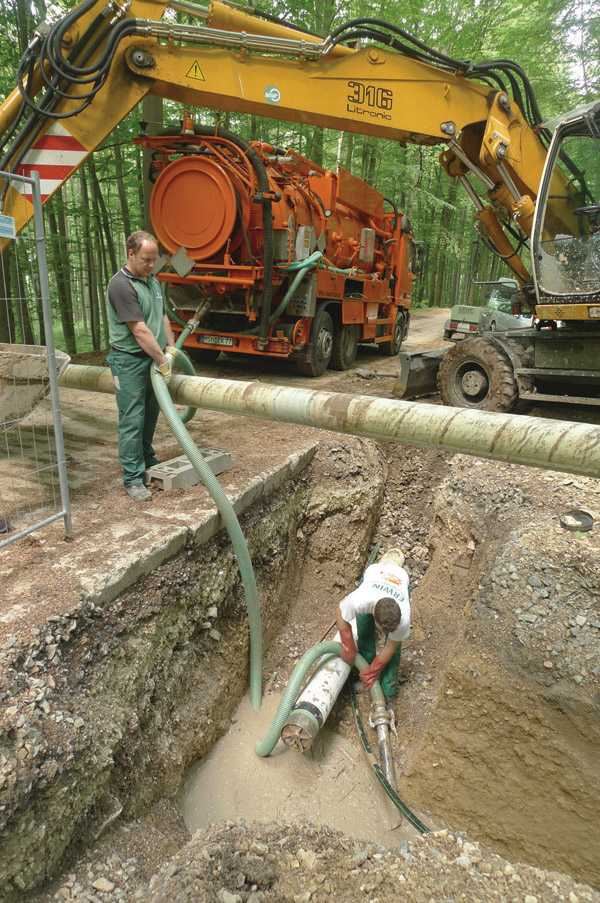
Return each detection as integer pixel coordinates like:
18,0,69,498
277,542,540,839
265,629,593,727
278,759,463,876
336,548,410,709
107,231,177,502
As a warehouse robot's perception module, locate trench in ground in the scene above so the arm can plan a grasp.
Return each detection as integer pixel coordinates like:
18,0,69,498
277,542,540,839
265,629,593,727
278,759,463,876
178,442,600,891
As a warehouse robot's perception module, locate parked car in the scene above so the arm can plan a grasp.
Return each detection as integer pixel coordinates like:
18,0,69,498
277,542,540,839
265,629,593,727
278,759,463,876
443,279,531,341
443,304,482,340
480,284,532,331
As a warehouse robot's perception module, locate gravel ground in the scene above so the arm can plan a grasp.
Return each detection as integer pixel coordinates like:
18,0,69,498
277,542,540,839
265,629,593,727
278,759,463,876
141,820,600,903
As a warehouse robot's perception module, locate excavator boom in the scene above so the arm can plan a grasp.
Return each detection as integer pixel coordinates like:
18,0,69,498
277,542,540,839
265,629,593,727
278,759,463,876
0,0,557,284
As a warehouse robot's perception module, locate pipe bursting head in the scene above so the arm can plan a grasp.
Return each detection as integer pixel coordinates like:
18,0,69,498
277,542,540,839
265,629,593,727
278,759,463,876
280,708,321,752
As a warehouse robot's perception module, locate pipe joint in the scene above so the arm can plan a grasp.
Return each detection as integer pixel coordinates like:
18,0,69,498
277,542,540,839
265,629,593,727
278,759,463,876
369,706,394,730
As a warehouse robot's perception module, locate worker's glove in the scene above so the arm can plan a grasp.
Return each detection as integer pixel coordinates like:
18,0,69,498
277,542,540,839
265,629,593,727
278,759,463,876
154,358,172,381
165,345,178,362
359,655,386,691
339,624,356,665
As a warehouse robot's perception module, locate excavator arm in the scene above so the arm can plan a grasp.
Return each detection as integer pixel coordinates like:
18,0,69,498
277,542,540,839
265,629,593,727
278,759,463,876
0,0,569,287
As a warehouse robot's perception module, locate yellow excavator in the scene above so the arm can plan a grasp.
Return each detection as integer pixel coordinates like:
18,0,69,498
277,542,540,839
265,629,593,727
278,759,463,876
0,0,598,409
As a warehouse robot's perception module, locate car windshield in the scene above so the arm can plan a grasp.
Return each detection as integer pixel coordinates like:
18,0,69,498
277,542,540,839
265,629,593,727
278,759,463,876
488,288,517,312
535,107,600,298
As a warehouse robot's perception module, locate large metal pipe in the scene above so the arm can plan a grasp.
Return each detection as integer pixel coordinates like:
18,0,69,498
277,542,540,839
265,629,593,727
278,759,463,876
58,365,600,478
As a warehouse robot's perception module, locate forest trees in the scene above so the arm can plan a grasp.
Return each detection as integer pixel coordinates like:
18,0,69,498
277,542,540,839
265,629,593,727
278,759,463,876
0,0,596,352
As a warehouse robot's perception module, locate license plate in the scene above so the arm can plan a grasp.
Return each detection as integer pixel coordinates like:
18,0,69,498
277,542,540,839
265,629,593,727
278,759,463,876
458,322,472,330
200,334,233,347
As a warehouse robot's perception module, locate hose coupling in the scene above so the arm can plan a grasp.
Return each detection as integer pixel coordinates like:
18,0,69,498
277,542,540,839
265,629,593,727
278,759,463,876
369,704,393,728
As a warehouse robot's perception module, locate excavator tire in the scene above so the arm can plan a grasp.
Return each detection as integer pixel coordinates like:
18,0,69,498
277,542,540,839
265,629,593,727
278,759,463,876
330,324,359,370
437,336,518,412
503,338,535,400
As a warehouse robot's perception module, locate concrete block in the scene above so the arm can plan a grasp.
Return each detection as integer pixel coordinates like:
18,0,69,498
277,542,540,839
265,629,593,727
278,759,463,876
145,450,232,491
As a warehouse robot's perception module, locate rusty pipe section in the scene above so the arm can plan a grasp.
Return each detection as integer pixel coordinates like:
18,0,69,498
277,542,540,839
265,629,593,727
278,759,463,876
58,365,600,478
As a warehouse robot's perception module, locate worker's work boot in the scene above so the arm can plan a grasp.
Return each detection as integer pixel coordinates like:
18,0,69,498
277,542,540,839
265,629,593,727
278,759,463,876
126,483,152,502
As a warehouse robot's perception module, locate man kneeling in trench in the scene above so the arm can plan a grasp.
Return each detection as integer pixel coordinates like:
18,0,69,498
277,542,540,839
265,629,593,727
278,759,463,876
336,548,410,710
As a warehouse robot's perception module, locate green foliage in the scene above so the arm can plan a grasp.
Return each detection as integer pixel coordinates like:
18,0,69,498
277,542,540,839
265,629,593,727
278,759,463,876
0,0,594,348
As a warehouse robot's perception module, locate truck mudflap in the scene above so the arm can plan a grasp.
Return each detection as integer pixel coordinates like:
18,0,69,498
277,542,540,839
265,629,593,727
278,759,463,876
392,348,448,399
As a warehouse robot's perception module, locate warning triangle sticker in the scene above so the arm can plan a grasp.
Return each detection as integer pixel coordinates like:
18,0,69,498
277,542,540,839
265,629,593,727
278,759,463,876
186,61,205,81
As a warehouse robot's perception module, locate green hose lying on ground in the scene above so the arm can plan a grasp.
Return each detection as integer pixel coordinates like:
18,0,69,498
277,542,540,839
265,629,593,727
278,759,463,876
254,641,381,755
151,364,263,713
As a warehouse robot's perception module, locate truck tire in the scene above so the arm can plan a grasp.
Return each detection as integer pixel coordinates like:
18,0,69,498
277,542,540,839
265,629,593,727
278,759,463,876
186,347,221,363
437,337,518,412
379,310,405,356
297,306,334,377
330,323,359,370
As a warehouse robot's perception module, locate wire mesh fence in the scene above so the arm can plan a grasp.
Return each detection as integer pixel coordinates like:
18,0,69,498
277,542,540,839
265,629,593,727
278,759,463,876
0,171,71,549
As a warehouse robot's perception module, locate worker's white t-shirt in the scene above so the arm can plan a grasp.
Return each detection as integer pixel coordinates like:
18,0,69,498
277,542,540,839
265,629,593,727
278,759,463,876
339,561,411,643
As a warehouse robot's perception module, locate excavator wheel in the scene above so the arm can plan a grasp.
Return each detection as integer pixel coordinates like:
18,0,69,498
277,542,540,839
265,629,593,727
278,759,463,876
330,324,359,370
437,337,518,412
504,338,535,402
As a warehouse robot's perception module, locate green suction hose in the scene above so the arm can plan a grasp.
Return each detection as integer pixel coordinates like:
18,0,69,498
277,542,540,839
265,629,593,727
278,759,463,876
169,348,197,424
151,368,263,712
255,642,379,756
240,252,323,335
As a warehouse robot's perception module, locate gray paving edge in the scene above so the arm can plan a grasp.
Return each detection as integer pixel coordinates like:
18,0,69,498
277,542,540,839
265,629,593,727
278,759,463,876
81,443,318,607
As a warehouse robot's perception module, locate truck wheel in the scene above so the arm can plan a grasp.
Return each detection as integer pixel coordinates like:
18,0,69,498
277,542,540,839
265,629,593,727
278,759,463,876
437,337,518,412
297,307,334,377
330,324,359,370
186,347,221,363
380,310,405,356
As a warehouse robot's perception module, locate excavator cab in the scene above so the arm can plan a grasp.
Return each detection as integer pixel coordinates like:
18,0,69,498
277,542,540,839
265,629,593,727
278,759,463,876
532,100,600,317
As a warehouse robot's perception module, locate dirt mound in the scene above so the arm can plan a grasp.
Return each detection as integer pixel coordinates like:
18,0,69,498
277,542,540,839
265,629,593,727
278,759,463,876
144,819,600,903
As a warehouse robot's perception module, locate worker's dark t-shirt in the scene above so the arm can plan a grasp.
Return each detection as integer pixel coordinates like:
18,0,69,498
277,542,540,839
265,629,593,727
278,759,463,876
107,267,166,353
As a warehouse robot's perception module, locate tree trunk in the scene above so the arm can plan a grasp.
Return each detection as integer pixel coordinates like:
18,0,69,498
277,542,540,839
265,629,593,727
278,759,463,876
96,218,111,348
114,140,132,240
12,256,36,344
47,191,77,355
88,156,118,276
79,171,101,350
306,126,324,167
343,133,354,171
15,0,30,53
433,179,458,307
142,96,164,231
0,250,16,342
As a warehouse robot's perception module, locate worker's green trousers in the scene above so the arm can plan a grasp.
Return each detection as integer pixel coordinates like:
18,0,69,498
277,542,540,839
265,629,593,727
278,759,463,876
356,613,402,697
107,351,160,487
